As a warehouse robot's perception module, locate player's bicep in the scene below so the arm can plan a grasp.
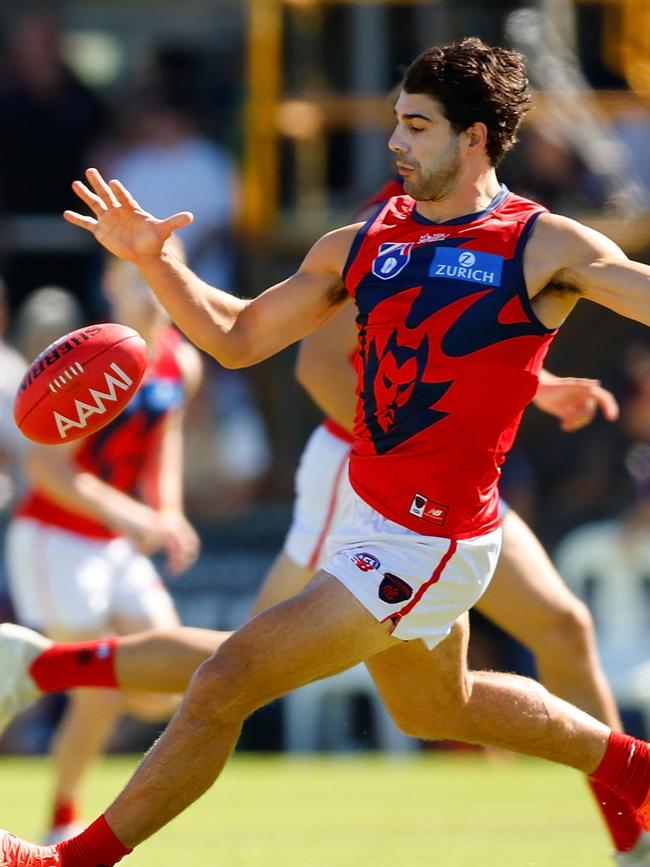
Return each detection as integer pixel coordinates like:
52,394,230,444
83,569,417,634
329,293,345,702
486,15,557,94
562,257,650,325
532,214,647,324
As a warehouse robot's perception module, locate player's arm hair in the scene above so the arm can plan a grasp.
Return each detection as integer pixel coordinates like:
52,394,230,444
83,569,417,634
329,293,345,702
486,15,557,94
541,214,650,326
136,224,361,368
295,301,359,432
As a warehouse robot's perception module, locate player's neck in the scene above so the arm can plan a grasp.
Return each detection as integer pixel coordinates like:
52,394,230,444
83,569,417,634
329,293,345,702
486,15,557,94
414,169,502,224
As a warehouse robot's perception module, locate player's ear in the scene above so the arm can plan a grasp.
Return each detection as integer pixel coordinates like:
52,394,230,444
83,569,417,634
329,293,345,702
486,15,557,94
463,122,488,153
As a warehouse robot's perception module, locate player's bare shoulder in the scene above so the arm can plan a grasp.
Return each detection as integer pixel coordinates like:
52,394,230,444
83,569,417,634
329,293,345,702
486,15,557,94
523,212,628,328
301,222,365,276
297,221,365,307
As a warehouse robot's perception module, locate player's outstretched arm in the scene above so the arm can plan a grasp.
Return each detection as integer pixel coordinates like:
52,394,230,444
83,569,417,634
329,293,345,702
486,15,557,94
533,370,619,432
64,169,355,367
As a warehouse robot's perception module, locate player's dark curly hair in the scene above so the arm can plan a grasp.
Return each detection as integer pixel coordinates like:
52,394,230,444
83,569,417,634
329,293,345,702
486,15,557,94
402,37,531,166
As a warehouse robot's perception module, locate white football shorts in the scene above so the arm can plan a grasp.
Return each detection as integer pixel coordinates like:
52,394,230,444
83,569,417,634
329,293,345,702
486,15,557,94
283,423,352,571
5,517,177,633
323,475,502,650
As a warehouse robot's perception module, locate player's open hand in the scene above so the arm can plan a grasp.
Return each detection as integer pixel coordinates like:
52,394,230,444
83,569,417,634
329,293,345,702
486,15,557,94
532,375,619,432
63,168,193,262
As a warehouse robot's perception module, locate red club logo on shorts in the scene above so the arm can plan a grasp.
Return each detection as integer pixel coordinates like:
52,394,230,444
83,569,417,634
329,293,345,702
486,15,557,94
379,573,413,604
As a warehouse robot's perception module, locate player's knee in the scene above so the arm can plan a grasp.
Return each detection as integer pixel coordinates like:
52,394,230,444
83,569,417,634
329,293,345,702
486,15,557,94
182,644,259,725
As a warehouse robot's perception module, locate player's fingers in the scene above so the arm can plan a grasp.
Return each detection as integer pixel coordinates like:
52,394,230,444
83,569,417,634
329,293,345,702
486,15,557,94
109,178,141,209
85,167,120,206
62,210,97,232
591,384,620,421
159,211,194,234
71,179,107,215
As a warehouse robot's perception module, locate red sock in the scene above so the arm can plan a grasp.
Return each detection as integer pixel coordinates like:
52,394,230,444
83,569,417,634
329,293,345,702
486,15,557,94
51,800,79,830
29,639,119,692
590,731,650,812
588,778,642,853
56,815,131,867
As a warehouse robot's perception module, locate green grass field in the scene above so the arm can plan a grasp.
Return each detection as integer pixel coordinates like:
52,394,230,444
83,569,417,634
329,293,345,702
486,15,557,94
0,752,614,866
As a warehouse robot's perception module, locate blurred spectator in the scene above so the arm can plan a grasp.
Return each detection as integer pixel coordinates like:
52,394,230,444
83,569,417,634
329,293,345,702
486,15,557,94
10,284,84,365
0,278,28,517
0,11,108,319
619,343,650,444
108,98,239,292
0,284,85,755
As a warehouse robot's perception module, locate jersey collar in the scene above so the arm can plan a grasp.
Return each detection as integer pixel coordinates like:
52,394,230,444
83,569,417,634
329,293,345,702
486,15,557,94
411,184,509,227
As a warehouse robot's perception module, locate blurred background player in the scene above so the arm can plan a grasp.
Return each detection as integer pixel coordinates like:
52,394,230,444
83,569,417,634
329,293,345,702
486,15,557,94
4,244,202,843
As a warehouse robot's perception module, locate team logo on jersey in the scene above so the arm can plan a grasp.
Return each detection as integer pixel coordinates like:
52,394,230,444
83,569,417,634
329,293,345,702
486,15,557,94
378,572,413,604
351,552,381,572
371,242,414,280
409,493,448,527
429,247,504,286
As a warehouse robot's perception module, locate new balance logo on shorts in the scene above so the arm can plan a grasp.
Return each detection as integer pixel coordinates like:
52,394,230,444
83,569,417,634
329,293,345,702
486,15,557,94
351,552,381,572
409,493,449,527
379,572,413,604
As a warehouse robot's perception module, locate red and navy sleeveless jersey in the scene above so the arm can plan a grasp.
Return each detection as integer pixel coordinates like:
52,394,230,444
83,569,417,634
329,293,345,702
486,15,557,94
344,186,557,539
16,326,186,539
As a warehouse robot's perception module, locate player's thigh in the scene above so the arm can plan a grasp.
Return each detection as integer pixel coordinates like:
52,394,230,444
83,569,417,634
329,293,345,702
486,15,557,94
200,570,399,715
366,614,471,735
283,424,351,573
109,539,181,636
475,509,585,648
5,518,113,636
249,550,312,618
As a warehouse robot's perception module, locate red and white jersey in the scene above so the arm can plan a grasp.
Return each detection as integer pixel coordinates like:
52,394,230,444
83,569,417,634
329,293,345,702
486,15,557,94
343,187,556,539
16,326,186,539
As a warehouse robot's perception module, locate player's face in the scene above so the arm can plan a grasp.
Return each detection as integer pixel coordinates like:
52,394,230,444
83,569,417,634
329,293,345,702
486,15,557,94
103,262,168,326
388,91,461,201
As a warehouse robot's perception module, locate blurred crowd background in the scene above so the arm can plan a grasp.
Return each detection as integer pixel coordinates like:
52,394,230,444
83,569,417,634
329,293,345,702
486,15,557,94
0,0,649,753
